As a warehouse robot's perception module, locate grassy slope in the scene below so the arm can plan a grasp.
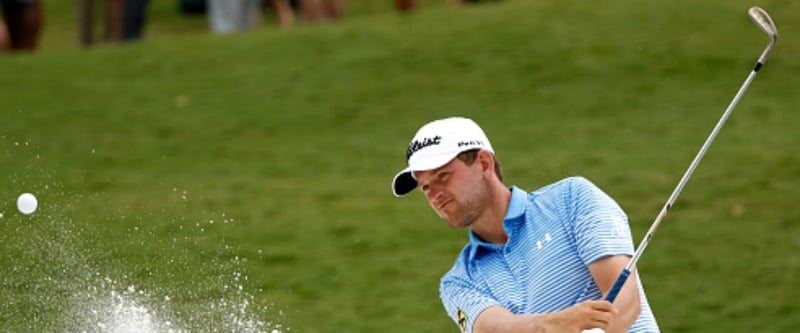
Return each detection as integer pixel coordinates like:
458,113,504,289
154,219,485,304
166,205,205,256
1,0,799,332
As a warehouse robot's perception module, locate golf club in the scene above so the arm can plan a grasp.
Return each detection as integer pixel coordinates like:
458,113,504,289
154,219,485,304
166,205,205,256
604,6,778,303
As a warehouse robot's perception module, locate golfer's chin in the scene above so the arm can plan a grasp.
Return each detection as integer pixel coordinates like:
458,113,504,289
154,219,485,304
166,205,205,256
440,213,471,230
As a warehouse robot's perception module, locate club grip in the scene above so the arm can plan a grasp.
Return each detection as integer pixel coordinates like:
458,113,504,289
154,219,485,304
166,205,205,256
604,268,631,303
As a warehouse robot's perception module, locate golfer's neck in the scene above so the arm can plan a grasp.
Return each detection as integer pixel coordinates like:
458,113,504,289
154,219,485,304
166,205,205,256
471,184,512,245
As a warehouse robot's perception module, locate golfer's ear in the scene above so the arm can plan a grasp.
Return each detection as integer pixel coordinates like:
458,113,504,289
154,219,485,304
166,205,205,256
477,150,495,175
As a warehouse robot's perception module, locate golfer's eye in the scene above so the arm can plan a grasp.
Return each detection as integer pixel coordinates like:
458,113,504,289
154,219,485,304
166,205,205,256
438,172,450,182
420,183,430,192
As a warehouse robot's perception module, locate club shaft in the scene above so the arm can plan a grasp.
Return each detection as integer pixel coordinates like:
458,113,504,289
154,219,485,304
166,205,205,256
627,64,760,271
605,43,773,303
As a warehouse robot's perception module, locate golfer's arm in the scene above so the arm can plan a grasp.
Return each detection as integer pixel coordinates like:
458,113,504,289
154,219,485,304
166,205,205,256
589,255,641,333
473,306,548,333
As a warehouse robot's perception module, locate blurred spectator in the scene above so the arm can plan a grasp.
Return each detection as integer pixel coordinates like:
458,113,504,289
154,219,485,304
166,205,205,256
269,0,294,26
270,0,345,26
0,0,42,51
0,18,7,50
122,0,148,40
178,0,205,14
207,0,262,34
207,0,341,32
77,0,149,47
395,0,417,13
300,0,343,23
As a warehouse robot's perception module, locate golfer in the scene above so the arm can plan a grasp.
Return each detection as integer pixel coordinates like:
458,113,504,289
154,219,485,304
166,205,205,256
391,117,659,333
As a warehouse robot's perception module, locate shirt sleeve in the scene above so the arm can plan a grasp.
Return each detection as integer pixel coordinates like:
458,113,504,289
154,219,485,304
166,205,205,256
440,267,501,333
566,177,635,265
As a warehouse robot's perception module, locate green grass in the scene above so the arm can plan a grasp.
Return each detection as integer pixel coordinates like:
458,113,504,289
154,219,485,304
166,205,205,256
2,0,799,332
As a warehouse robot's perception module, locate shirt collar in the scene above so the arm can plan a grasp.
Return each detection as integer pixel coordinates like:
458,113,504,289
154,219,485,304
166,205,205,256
467,186,527,261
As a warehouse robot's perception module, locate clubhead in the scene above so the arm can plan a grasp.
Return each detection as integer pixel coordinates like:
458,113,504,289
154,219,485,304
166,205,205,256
748,6,778,41
748,6,778,65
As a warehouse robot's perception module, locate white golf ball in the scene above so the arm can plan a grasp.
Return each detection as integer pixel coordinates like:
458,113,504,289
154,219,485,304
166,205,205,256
17,193,38,215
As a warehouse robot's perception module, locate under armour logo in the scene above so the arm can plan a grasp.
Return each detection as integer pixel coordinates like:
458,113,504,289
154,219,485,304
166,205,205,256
536,233,553,250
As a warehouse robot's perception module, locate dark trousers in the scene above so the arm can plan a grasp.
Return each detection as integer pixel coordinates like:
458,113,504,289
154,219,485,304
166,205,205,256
122,0,148,40
1,0,42,49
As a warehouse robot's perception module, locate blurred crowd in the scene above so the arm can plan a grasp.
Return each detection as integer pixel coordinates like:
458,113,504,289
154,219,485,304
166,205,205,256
0,0,42,51
0,0,499,53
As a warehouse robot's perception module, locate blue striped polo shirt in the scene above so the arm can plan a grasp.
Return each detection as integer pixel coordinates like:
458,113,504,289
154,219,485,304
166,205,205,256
440,177,659,333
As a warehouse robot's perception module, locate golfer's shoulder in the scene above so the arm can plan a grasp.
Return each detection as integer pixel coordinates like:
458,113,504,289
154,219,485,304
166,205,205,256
533,176,596,195
439,245,474,286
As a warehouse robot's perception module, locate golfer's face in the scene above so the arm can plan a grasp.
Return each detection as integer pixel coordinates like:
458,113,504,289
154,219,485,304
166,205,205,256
415,158,483,228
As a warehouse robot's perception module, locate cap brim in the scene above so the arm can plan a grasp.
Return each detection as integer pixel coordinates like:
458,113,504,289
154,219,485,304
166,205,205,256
392,151,463,197
392,168,417,197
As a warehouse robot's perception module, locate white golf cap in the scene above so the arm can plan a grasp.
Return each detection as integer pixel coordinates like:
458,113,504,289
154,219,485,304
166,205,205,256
392,117,494,197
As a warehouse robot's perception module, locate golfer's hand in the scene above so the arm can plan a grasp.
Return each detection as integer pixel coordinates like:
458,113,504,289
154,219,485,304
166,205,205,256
545,300,617,333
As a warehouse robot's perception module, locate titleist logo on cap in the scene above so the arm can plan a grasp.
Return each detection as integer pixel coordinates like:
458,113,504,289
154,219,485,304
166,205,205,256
406,136,441,159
